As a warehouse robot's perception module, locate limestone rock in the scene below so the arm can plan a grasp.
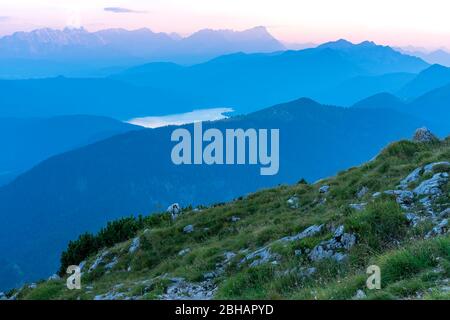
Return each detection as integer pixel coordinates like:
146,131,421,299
424,162,450,174
354,289,367,300
287,196,299,209
279,224,324,243
178,248,191,256
399,167,422,189
167,203,182,220
357,186,369,199
319,185,330,194
48,274,61,281
413,127,439,143
230,216,240,222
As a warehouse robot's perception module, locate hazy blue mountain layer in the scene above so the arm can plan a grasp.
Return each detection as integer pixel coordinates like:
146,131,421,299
0,97,434,291
0,115,141,186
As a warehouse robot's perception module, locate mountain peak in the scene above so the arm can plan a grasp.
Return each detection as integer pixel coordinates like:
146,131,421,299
318,39,355,49
352,92,404,109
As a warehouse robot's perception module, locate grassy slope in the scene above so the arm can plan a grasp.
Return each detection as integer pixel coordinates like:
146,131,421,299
13,137,450,300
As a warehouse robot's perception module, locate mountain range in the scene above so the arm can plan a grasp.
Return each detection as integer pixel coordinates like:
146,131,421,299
0,32,449,293
12,135,450,300
0,96,438,290
0,39,431,119
0,26,285,78
399,47,450,67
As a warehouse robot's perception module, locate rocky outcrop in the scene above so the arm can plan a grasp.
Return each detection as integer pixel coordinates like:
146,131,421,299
308,226,356,262
357,186,369,199
319,185,330,194
129,237,140,254
160,277,216,300
183,225,194,233
240,225,324,268
48,274,60,281
399,167,422,189
240,247,274,268
287,196,299,209
178,248,191,256
230,216,240,222
279,225,324,243
413,127,439,143
388,164,449,238
384,190,414,210
89,250,109,272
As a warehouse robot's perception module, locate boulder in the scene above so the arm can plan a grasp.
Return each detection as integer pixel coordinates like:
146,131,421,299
167,203,182,220
413,127,439,143
183,225,194,233
308,226,356,262
160,278,217,300
89,250,109,272
349,203,367,211
319,185,330,193
279,224,324,243
230,216,240,222
426,219,448,239
405,213,420,227
287,196,299,209
354,289,367,300
241,247,273,268
372,192,382,198
178,248,191,256
399,167,422,189
104,256,118,270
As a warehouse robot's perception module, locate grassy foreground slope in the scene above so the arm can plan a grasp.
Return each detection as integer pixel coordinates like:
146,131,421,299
10,135,450,300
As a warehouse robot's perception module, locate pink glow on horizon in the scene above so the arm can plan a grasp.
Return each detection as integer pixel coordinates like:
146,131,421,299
0,0,450,51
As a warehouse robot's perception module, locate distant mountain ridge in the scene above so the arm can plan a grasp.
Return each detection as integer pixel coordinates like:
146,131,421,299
397,64,450,99
0,115,141,186
112,40,428,113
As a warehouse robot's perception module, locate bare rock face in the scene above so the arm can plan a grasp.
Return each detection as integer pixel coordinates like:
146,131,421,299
129,237,140,254
413,173,448,197
413,127,439,143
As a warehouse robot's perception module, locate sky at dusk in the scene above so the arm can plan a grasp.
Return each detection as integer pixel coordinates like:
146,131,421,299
1,0,450,50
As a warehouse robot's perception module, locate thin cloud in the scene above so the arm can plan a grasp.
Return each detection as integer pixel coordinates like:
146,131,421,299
104,7,146,14
0,16,10,22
